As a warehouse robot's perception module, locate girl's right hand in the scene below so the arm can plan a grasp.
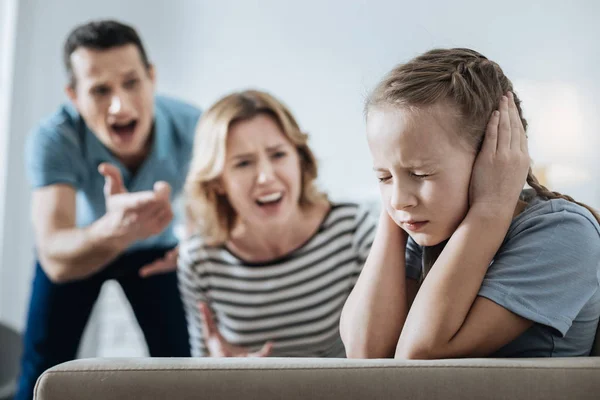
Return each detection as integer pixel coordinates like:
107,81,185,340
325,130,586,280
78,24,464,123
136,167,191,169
379,208,408,242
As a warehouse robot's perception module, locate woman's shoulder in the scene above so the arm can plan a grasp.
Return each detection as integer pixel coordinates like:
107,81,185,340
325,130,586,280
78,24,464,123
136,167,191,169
317,201,377,248
179,233,230,267
325,201,376,227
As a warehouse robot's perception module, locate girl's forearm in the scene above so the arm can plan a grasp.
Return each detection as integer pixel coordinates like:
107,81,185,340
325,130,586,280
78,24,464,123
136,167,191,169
340,211,409,358
396,208,512,358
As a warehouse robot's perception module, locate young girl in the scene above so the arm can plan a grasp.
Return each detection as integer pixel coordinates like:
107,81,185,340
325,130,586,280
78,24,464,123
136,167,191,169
340,48,600,359
179,90,376,357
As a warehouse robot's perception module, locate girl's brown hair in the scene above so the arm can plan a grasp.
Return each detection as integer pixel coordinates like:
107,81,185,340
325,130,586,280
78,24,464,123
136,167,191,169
367,48,599,279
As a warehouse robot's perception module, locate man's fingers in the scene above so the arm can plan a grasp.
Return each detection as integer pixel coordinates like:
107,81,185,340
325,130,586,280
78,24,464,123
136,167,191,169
144,205,173,234
103,175,114,199
153,181,172,200
98,163,126,195
133,195,169,219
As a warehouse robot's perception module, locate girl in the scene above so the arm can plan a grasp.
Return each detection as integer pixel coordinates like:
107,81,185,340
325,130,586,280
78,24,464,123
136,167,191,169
179,90,376,357
340,48,600,359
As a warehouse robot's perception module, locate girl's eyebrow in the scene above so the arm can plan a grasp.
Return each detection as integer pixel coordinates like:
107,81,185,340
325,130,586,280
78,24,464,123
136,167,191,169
373,161,437,171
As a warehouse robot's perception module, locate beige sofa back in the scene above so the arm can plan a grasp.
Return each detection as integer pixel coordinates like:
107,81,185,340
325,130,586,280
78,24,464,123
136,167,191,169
35,357,600,400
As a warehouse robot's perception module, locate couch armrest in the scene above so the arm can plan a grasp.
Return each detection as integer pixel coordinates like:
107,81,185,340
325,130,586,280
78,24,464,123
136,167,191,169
35,357,600,400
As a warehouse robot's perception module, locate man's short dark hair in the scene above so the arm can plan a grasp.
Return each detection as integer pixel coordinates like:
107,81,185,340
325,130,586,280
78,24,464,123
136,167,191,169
64,20,151,87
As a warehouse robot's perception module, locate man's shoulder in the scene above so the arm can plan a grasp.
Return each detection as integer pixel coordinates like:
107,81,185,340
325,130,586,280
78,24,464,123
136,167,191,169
30,103,84,153
155,95,201,121
155,95,202,146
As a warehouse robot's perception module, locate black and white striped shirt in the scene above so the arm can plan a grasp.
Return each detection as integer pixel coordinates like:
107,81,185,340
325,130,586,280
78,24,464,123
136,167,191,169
177,203,376,357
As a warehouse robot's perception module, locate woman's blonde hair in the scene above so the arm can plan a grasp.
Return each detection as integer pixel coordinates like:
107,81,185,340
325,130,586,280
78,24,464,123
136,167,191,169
184,89,327,245
367,48,600,279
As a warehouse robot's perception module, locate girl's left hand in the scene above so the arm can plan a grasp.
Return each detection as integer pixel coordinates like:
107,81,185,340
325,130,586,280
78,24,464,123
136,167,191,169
469,92,530,217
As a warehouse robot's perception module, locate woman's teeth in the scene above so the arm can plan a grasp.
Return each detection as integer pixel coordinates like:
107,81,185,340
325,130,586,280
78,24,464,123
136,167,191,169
257,192,282,204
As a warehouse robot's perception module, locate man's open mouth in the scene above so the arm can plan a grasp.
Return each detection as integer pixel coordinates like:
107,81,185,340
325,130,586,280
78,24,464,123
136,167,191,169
110,120,138,137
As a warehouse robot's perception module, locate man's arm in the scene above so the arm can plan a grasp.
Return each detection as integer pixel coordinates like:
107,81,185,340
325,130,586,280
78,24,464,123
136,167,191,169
33,166,173,283
32,184,127,282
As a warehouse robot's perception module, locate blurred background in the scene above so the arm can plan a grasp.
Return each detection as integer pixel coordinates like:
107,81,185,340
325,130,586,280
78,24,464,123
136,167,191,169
1,0,599,357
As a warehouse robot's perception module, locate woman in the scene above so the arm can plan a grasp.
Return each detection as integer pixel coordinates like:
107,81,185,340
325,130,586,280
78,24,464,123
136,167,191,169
179,90,376,357
340,48,600,359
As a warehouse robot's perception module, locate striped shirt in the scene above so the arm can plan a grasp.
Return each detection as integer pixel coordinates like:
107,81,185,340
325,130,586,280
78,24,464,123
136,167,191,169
177,203,376,357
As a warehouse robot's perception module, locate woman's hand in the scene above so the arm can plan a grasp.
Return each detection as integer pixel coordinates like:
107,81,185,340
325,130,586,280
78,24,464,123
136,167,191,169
199,302,273,357
469,92,530,218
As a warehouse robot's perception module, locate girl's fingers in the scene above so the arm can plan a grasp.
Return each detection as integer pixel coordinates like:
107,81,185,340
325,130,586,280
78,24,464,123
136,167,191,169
497,95,511,150
482,110,500,154
507,92,524,150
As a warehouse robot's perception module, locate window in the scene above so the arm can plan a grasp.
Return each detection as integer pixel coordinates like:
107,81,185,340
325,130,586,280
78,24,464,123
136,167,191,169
0,0,18,320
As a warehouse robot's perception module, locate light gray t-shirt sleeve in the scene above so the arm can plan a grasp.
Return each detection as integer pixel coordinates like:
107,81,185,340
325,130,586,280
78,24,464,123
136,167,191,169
478,205,600,337
405,236,423,281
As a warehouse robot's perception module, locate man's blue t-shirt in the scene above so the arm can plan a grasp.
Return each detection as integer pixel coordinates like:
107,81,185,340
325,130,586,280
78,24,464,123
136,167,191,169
25,95,201,251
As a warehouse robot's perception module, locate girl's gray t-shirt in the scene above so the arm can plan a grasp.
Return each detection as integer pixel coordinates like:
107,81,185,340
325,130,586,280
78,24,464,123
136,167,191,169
405,190,600,357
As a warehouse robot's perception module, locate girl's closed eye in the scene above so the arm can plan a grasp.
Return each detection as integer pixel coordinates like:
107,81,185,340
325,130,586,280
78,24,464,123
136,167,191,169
410,172,431,179
377,174,392,183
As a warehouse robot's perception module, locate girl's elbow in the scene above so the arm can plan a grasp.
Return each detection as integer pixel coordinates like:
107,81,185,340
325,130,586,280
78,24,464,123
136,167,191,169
394,340,440,360
343,340,393,359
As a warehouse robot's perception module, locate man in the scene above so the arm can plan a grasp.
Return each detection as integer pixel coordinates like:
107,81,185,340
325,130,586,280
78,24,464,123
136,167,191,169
16,20,200,400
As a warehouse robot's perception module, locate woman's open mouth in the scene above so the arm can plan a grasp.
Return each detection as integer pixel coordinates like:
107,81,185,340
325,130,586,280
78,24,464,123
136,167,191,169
255,192,283,207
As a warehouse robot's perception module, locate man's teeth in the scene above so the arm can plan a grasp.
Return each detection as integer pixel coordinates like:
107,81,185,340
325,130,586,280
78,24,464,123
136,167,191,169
257,192,282,204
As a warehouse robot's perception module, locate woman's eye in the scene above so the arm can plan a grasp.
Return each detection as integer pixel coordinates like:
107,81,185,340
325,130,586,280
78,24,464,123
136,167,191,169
410,172,430,179
272,151,286,159
235,160,251,168
377,176,392,183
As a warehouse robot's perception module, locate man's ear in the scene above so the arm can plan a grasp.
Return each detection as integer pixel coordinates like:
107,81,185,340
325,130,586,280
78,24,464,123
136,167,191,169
147,64,156,87
65,84,77,106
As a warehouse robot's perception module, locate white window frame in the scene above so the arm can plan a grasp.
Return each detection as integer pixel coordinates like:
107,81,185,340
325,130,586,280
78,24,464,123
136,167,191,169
0,0,20,322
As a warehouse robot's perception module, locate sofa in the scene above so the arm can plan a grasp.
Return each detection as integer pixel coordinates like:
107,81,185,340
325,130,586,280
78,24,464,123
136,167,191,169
33,326,600,400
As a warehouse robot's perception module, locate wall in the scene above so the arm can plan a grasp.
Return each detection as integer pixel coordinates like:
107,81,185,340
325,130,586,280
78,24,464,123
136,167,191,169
1,0,599,355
